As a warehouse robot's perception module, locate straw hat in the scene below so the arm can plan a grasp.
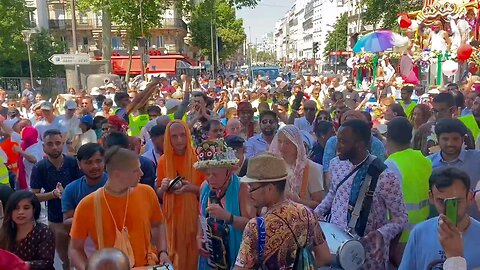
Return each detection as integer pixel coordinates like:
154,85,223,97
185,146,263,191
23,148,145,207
193,139,239,170
241,152,288,183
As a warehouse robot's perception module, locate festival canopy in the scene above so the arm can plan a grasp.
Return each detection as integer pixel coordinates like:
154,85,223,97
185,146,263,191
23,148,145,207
353,30,396,53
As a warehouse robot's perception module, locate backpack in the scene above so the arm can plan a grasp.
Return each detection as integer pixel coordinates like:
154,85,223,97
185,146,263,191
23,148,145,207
256,213,317,270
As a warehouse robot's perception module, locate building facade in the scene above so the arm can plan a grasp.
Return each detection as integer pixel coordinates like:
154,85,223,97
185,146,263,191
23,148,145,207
26,0,190,56
344,0,374,50
273,0,346,63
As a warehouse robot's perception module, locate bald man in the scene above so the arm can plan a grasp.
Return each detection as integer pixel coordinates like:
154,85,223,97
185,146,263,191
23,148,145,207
69,147,170,269
294,100,318,135
226,118,242,136
322,110,386,188
86,248,129,270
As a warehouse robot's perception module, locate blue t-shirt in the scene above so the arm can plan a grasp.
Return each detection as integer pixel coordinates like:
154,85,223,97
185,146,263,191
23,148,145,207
399,217,480,270
61,173,108,214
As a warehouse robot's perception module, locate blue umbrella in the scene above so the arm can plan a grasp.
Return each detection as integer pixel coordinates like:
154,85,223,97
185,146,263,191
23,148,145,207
353,30,395,53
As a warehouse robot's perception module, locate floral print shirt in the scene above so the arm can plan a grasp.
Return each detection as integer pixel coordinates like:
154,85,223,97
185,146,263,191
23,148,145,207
314,157,408,269
235,200,325,269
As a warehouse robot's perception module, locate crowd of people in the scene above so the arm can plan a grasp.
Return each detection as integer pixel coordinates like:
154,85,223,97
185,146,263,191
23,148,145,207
0,72,479,270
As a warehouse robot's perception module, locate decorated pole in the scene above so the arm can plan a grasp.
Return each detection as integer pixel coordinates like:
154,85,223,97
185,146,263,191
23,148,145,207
436,53,443,86
370,55,378,90
357,67,362,89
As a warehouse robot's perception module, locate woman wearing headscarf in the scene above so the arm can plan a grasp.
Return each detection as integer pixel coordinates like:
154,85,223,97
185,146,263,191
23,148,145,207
269,125,324,209
14,126,44,190
156,120,205,270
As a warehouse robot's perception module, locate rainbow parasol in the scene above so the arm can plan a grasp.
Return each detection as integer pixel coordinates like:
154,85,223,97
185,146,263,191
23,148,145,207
353,30,396,53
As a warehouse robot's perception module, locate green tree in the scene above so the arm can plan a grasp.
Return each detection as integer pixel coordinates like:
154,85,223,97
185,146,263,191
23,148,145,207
30,31,67,77
362,0,422,29
0,0,28,76
324,13,348,57
189,0,246,61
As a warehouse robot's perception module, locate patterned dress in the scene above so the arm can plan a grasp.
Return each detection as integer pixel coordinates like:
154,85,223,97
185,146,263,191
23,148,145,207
12,222,55,270
315,157,408,269
235,200,325,269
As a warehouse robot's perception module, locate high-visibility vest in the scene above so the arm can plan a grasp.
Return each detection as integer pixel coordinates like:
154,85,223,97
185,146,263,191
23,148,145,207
128,114,150,136
458,114,480,140
399,101,417,119
0,155,9,185
388,149,431,242
167,113,187,121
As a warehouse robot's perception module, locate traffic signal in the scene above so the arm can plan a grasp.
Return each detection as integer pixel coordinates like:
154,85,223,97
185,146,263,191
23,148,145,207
313,42,319,54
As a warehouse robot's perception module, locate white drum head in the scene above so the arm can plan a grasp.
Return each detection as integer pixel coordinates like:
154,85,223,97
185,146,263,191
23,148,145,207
337,239,365,270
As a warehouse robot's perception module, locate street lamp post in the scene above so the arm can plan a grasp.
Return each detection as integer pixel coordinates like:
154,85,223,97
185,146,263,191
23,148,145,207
21,30,35,88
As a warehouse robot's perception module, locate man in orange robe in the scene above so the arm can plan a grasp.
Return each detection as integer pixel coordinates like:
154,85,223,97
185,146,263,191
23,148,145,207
157,120,204,270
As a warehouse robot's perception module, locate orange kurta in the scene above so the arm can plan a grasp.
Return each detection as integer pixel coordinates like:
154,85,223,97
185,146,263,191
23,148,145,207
157,121,205,270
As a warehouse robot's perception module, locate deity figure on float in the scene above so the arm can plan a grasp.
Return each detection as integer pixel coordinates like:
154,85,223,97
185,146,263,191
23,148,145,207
426,20,451,53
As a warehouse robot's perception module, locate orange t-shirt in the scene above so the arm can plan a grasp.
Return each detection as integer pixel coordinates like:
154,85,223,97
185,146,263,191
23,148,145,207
70,184,163,267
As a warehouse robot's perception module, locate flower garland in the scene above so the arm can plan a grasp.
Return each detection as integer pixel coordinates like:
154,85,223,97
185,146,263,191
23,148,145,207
352,52,375,69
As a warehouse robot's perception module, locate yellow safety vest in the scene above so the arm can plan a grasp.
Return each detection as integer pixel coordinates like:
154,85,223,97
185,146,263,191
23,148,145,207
458,114,480,140
399,101,417,119
167,113,187,121
128,114,150,136
0,156,9,185
388,149,431,242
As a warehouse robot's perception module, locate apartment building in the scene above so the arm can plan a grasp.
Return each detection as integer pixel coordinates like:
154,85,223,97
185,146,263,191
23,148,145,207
26,0,189,55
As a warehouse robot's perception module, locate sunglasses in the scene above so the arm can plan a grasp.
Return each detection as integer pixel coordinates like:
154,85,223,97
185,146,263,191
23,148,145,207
261,119,277,125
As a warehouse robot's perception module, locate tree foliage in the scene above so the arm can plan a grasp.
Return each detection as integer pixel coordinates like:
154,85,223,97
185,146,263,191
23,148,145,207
30,31,67,77
362,0,422,29
189,0,246,61
0,0,28,76
324,13,348,57
0,0,66,77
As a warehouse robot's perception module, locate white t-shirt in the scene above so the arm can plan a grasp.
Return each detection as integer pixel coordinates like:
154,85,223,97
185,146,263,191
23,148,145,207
24,142,44,188
75,129,97,151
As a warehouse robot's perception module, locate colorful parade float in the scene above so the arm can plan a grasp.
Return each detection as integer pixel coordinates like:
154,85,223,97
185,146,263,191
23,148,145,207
350,0,480,91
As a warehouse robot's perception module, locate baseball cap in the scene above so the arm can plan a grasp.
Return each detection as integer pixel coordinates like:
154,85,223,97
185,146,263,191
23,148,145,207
165,99,181,111
80,114,94,126
40,101,53,111
65,100,77,110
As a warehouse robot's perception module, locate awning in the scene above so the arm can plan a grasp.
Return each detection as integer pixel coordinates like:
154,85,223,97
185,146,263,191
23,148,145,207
111,56,178,75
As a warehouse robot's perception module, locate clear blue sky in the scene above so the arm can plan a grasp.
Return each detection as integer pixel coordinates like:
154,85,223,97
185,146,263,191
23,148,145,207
236,0,293,43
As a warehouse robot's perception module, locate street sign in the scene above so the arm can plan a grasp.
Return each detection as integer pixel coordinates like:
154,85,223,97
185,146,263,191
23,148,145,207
48,54,91,65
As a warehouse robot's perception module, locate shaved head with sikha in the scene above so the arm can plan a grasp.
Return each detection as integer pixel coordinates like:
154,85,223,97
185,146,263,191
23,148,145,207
86,248,130,270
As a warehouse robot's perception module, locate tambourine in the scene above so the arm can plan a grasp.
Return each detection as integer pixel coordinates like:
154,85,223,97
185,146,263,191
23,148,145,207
167,176,184,191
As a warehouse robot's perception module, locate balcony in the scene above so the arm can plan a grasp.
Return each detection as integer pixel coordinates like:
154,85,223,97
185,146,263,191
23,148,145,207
49,18,103,30
49,19,72,29
159,18,187,32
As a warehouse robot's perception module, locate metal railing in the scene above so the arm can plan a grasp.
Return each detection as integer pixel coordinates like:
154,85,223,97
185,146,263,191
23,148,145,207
160,18,188,31
0,77,67,98
49,18,186,31
48,19,102,29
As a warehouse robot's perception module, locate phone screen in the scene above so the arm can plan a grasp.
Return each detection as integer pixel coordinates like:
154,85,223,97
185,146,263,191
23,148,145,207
444,198,458,226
